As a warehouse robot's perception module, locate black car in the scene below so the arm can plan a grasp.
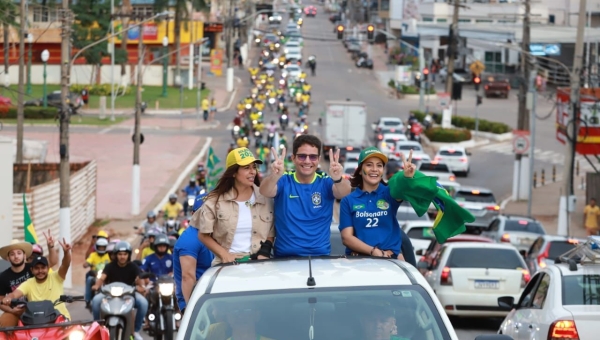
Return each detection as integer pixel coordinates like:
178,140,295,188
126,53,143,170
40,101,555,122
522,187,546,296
25,91,83,112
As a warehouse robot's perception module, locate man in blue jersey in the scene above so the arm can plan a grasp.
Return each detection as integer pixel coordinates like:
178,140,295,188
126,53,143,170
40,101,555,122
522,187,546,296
260,134,351,257
173,194,214,314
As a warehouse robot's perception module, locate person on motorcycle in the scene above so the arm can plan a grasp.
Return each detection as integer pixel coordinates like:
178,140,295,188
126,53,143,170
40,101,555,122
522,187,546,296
254,100,265,113
83,238,111,309
254,119,265,133
138,231,158,260
301,93,311,107
139,211,163,236
236,100,245,112
236,134,249,148
91,241,148,340
257,92,267,103
2,239,72,320
181,178,202,215
308,55,317,75
256,143,270,166
86,229,109,258
267,120,277,134
302,83,312,94
295,90,302,105
140,234,173,282
299,71,307,81
161,193,183,220
249,110,261,123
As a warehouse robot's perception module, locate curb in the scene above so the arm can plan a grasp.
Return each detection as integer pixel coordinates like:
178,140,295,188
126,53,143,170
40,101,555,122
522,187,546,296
428,138,490,149
499,195,513,211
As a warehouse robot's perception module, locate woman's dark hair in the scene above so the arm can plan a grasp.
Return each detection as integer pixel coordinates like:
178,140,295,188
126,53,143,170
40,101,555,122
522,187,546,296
206,163,261,203
292,134,322,156
350,160,387,190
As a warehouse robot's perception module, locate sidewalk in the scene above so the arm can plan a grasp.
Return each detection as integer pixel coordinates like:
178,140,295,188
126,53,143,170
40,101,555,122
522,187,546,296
502,178,588,238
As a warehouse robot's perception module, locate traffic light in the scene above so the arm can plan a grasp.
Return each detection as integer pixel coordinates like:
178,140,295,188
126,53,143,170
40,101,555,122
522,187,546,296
367,25,374,40
473,75,481,91
336,25,344,39
476,95,483,106
423,68,429,82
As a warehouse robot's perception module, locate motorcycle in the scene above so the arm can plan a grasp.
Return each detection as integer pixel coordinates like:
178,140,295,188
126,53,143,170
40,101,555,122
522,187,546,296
0,295,108,340
407,122,423,143
146,275,180,340
280,114,288,130
423,114,433,130
164,218,181,233
277,102,285,113
267,132,275,147
356,57,374,69
98,282,137,340
232,125,241,139
268,97,276,111
184,194,195,216
254,130,263,148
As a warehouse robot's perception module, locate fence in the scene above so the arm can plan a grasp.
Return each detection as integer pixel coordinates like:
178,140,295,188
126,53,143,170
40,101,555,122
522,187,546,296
11,161,97,254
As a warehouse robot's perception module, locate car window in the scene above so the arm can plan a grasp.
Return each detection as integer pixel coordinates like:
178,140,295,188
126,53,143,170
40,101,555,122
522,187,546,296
431,246,446,270
531,274,550,309
488,219,500,232
562,275,600,305
383,121,401,126
528,237,544,256
384,138,398,144
398,145,422,151
186,286,452,340
547,241,579,259
518,273,543,308
439,150,464,156
406,226,435,240
504,220,545,234
344,168,355,175
419,163,450,172
446,248,524,269
454,191,496,203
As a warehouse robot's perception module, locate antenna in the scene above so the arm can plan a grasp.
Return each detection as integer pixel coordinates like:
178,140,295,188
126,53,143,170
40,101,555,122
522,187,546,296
307,256,316,287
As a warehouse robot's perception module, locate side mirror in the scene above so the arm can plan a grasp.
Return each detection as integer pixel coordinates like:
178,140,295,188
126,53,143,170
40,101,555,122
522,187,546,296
416,261,429,270
474,335,514,340
415,249,424,256
497,296,515,310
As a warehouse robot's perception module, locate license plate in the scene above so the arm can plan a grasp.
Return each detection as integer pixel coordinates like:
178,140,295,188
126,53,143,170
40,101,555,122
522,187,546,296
520,238,531,245
474,280,499,289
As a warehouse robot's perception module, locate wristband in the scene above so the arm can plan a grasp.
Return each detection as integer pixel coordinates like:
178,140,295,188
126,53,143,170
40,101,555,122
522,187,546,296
251,240,273,260
333,177,343,183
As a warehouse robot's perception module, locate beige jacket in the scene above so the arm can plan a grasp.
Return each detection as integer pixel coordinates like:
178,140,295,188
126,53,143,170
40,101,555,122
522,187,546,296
194,185,275,260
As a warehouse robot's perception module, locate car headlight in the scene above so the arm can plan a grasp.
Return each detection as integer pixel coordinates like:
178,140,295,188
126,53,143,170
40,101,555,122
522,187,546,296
188,198,194,206
110,286,124,297
233,125,240,132
159,283,174,297
245,104,252,109
69,329,85,340
281,114,287,119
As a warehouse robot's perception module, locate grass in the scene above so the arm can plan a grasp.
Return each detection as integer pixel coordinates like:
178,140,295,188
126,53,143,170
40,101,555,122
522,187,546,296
0,85,210,110
2,115,127,126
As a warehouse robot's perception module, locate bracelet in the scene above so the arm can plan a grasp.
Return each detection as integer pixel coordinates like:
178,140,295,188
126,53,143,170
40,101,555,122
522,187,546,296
333,177,343,183
370,247,376,256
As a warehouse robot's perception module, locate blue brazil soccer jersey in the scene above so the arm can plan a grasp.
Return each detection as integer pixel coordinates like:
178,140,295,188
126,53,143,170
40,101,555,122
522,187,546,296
274,171,335,257
339,184,403,256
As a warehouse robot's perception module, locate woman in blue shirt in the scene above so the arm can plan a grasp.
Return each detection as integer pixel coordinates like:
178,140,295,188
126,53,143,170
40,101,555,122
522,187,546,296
339,147,416,260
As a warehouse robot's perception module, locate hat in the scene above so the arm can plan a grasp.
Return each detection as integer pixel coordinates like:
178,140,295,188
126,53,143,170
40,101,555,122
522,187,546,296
30,256,49,267
94,230,108,239
358,147,388,165
0,240,33,260
226,148,263,169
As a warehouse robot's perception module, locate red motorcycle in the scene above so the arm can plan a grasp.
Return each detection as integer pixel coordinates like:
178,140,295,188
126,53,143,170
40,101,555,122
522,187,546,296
0,295,109,340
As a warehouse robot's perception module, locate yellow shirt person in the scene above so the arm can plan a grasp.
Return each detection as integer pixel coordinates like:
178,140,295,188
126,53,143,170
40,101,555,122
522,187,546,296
18,272,70,319
584,201,600,234
162,202,183,219
202,98,210,111
86,252,111,271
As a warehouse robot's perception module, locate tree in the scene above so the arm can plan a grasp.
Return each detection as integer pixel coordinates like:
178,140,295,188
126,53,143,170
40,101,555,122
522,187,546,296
71,0,126,84
154,0,208,87
0,0,17,90
120,0,131,79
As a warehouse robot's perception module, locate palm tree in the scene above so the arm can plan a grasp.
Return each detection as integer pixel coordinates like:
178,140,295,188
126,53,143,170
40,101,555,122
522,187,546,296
0,0,17,89
154,0,208,87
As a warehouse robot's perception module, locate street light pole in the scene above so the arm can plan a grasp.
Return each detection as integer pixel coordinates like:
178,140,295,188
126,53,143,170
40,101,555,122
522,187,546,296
110,0,115,121
226,0,235,92
162,36,168,97
132,21,144,216
41,49,49,108
26,34,32,95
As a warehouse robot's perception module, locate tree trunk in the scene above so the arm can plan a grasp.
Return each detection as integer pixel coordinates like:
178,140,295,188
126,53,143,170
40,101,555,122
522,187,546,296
96,64,102,85
174,8,181,86
120,0,131,79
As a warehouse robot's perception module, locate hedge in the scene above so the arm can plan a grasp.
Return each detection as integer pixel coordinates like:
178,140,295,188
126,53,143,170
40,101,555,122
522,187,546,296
410,110,511,134
3,106,59,119
425,127,472,143
69,84,132,96
400,85,436,95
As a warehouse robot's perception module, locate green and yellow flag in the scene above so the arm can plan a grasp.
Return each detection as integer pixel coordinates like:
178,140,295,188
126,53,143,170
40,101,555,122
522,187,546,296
207,147,220,170
23,194,39,244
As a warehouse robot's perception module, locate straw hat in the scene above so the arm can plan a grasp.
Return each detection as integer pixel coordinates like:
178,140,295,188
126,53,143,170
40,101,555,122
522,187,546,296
0,240,33,260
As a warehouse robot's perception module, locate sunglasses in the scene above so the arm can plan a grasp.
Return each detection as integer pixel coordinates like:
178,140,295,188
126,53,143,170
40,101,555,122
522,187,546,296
295,153,319,161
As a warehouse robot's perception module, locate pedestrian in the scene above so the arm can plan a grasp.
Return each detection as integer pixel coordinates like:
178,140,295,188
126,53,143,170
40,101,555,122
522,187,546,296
237,52,243,69
584,198,600,236
197,147,275,265
259,135,351,257
201,97,210,122
209,97,217,121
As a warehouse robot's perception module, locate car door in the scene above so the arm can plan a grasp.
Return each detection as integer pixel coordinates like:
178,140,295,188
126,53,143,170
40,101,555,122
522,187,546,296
502,273,543,339
483,219,501,241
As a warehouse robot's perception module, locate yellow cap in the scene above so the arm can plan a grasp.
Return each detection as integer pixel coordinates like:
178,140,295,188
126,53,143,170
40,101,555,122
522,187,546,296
226,148,263,169
96,230,108,238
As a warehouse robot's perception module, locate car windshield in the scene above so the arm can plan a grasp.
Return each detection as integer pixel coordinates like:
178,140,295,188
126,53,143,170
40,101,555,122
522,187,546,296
383,121,401,126
419,163,450,172
562,275,600,305
454,191,496,203
265,34,277,40
504,220,545,234
406,226,435,240
439,150,464,156
447,248,524,269
547,241,579,259
184,287,451,340
398,145,422,151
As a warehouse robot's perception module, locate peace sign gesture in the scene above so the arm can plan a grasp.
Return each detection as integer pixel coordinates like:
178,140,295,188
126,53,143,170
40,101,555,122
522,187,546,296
328,148,342,181
43,229,54,249
401,149,416,178
270,146,286,176
57,238,72,253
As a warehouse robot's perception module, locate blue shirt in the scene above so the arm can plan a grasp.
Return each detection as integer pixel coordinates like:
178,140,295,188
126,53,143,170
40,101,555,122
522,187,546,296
140,253,173,281
339,184,403,256
274,171,335,257
183,185,201,196
173,226,214,309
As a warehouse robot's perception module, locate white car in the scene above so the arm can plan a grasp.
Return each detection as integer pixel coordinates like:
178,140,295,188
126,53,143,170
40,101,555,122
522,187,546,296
343,161,358,177
424,242,528,317
498,236,600,340
282,64,302,80
285,51,303,63
434,145,471,176
402,221,435,259
344,151,360,162
284,41,302,54
177,257,463,340
372,116,405,132
269,13,283,22
377,133,407,154
388,140,430,161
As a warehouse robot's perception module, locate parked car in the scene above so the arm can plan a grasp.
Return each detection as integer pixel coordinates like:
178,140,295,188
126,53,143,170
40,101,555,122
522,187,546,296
415,234,493,275
481,215,547,255
439,67,472,83
524,235,583,274
483,75,511,98
24,91,83,113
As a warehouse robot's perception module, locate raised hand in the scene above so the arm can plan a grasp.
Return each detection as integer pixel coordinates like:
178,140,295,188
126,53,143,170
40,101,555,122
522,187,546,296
43,229,54,249
57,238,72,253
328,148,342,180
401,149,416,178
270,146,286,176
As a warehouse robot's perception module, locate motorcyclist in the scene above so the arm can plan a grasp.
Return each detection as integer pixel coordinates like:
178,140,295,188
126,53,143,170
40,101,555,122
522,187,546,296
83,238,111,309
301,93,311,108
249,110,261,123
181,178,202,215
85,230,110,259
91,241,148,340
161,194,183,220
236,134,249,148
308,55,316,76
302,83,312,94
138,231,158,260
267,120,277,134
139,211,163,236
140,234,173,282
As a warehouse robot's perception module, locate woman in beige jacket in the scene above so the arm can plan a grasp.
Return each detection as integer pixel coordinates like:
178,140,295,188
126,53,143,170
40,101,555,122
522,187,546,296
196,147,275,265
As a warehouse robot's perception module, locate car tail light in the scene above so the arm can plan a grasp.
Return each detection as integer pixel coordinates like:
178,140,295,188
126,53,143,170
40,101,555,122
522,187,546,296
440,266,452,285
507,85,511,91
449,175,456,181
377,134,383,140
537,243,550,269
486,205,500,211
459,157,467,162
484,85,489,90
500,233,511,242
521,269,531,288
549,320,579,340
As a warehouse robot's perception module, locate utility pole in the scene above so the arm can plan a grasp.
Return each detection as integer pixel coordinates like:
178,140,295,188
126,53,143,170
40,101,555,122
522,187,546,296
59,0,73,288
445,0,460,95
226,0,235,92
132,19,144,216
16,0,26,163
558,0,587,236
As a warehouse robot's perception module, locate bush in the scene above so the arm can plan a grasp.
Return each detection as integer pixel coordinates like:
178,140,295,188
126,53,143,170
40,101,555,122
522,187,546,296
69,84,132,96
4,106,59,119
425,127,472,143
410,110,511,134
400,85,436,95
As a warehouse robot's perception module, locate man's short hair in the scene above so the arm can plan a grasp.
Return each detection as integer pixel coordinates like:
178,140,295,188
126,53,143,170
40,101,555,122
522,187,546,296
292,135,322,156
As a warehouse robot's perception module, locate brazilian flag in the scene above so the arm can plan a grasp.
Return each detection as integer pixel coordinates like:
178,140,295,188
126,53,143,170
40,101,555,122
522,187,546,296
23,194,39,244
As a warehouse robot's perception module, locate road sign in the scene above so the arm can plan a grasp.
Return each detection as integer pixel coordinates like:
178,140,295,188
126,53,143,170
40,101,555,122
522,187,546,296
512,130,530,155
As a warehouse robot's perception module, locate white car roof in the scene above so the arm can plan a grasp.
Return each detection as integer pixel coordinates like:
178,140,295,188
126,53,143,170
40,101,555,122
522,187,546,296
437,145,466,152
380,117,402,123
396,141,421,147
443,242,519,251
196,258,420,294
382,133,405,139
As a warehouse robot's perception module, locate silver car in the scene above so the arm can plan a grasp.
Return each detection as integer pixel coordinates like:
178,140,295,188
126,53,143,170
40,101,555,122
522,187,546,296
453,186,499,231
481,215,546,255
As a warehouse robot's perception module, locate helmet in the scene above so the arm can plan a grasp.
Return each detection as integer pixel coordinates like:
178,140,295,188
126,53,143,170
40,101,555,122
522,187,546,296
113,241,132,254
167,230,180,240
95,238,109,255
32,244,43,255
147,211,156,219
147,230,159,238
165,220,177,230
168,236,177,248
96,230,108,239
192,192,208,213
169,193,177,200
153,234,170,247
106,239,121,253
